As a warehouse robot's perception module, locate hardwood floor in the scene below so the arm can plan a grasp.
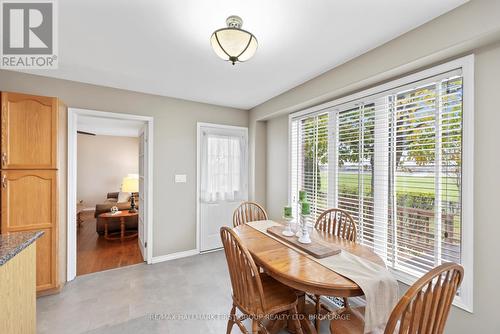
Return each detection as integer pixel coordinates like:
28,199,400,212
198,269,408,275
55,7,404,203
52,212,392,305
77,210,143,276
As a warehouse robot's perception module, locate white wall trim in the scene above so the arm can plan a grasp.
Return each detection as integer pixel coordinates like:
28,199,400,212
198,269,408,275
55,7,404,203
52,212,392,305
146,117,154,265
200,247,223,254
67,110,78,281
150,249,199,264
196,122,249,253
70,108,154,122
67,108,154,281
458,53,474,313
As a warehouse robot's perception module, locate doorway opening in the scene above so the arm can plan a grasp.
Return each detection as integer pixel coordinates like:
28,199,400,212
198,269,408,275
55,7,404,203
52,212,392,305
67,108,154,280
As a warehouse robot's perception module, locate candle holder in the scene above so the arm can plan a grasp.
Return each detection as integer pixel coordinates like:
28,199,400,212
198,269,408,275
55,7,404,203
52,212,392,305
298,214,312,244
295,218,302,237
282,216,295,237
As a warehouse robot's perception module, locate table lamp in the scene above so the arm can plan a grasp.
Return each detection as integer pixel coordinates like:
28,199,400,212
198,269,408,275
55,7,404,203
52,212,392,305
121,174,139,213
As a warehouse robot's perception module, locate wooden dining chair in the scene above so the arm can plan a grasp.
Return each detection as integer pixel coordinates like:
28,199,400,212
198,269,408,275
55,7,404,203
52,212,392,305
220,226,303,334
315,208,357,241
232,201,268,227
330,262,464,334
311,208,357,332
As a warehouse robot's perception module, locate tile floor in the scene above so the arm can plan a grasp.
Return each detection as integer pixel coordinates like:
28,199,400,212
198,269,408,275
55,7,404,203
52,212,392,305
37,251,331,333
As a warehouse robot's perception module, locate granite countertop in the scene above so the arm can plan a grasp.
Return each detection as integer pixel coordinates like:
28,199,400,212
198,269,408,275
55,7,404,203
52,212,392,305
0,231,44,266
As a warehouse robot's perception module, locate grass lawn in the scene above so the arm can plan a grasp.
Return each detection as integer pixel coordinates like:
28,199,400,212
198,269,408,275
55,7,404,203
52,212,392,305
312,171,462,238
318,171,460,200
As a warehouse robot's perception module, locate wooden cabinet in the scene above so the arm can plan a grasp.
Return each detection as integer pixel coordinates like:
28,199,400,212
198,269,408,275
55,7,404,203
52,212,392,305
0,170,58,292
1,92,58,169
0,243,37,333
0,92,60,295
1,170,57,231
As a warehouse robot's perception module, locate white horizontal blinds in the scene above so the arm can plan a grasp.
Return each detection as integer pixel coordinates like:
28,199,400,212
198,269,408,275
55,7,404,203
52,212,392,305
336,106,377,246
391,82,439,274
439,76,463,266
336,100,390,255
336,106,361,226
290,119,299,217
388,75,463,276
290,68,464,280
359,104,376,250
290,112,329,221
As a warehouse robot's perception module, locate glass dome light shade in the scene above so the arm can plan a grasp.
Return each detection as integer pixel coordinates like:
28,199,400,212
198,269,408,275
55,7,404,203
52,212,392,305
211,28,258,65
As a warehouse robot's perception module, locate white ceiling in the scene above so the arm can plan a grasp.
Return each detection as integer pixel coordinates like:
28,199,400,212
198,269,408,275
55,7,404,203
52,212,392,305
26,0,468,109
77,115,144,137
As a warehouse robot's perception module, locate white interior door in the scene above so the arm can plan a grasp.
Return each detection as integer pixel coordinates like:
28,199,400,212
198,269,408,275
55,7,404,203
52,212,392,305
198,124,248,252
138,127,147,260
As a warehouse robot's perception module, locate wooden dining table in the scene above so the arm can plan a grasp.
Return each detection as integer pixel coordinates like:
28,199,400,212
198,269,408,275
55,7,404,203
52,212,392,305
233,221,385,334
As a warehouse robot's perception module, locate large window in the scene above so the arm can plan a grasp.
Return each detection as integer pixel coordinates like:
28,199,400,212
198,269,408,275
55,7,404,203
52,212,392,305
289,57,473,311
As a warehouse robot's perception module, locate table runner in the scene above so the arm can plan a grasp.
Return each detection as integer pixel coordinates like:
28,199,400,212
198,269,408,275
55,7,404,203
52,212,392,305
247,220,398,334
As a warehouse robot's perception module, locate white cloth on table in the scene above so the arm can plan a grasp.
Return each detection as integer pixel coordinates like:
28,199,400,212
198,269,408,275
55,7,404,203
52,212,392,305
247,220,398,334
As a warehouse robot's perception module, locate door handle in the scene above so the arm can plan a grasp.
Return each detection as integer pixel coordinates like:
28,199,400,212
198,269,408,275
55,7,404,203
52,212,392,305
1,152,6,167
2,174,6,188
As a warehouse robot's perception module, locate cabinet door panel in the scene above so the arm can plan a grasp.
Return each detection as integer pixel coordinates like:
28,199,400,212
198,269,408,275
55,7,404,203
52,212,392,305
36,228,54,290
1,170,56,231
1,170,58,292
1,92,57,169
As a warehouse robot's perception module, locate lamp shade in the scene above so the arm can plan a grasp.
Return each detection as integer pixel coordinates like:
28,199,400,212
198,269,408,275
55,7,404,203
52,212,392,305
121,174,139,193
211,16,258,65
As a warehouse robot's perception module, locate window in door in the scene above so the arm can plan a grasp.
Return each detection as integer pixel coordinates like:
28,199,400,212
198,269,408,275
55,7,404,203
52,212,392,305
201,133,247,203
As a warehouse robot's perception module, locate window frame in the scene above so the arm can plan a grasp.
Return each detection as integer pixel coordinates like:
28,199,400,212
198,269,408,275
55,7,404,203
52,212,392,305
288,55,474,312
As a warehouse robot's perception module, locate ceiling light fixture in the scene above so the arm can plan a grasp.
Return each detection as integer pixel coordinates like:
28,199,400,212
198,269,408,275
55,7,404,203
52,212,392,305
210,15,258,65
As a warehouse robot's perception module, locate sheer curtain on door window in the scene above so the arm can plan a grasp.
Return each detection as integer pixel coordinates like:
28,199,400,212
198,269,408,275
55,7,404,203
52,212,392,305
200,130,248,203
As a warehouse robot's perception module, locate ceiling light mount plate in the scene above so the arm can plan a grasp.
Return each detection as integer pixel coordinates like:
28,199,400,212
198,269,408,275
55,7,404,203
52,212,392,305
226,15,243,29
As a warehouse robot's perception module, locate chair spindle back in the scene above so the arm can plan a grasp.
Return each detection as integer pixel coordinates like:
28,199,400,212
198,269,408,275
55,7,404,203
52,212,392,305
315,208,357,242
220,226,266,315
233,201,268,227
385,262,464,334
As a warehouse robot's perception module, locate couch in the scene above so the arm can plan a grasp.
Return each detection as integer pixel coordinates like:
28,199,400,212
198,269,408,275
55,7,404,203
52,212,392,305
95,192,139,235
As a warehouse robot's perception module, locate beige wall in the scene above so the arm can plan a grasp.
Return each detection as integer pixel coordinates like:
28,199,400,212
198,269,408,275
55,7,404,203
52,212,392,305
250,1,500,332
461,40,500,332
77,135,139,208
266,115,289,220
0,71,247,282
249,120,267,204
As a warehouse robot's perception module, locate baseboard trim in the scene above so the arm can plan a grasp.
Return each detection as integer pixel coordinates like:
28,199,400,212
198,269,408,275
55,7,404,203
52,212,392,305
200,247,223,254
151,249,199,264
37,284,63,297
